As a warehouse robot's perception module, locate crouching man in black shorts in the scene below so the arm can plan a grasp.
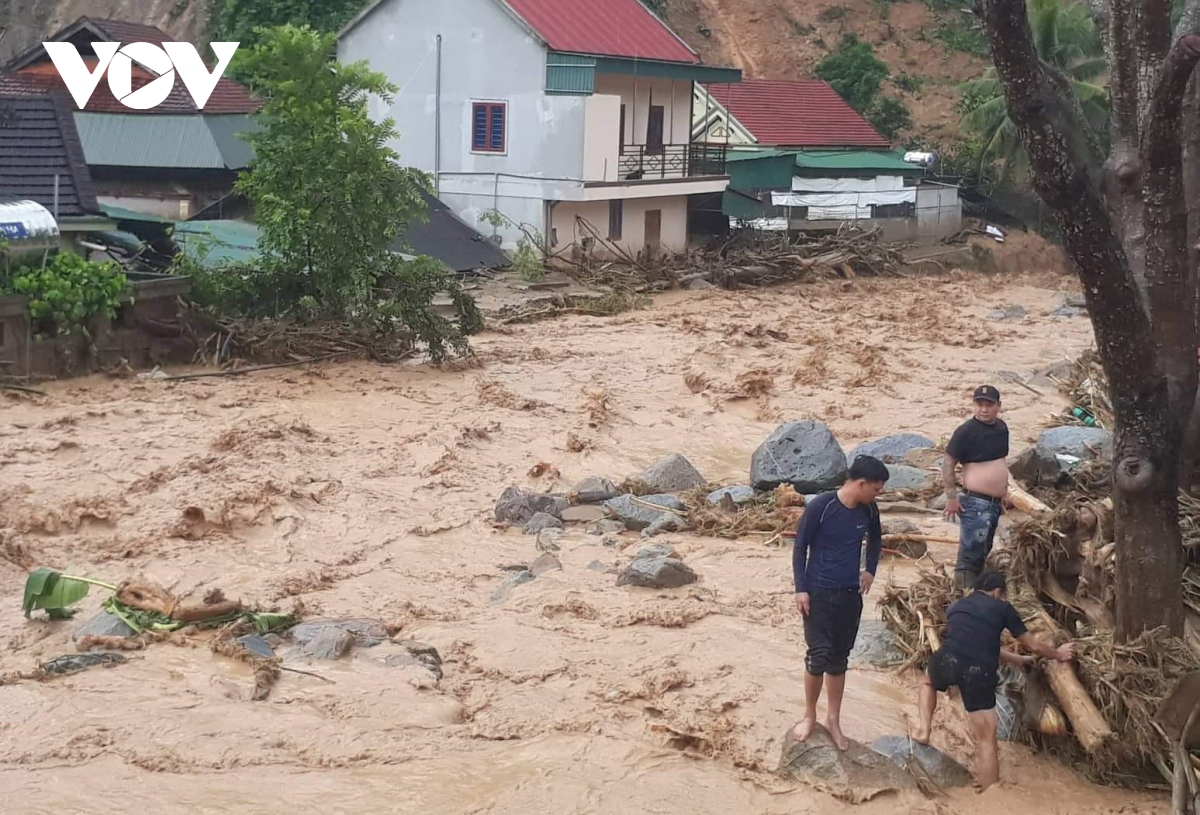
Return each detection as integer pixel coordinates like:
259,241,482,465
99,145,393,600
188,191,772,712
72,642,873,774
793,455,889,751
913,570,1075,789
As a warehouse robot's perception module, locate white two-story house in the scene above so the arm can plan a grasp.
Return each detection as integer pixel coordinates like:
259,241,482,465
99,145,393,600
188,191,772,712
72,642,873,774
338,0,740,259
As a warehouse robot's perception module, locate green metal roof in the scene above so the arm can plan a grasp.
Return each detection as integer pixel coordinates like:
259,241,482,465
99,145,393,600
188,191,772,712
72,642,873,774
74,113,259,170
173,220,261,267
98,203,172,223
727,148,922,175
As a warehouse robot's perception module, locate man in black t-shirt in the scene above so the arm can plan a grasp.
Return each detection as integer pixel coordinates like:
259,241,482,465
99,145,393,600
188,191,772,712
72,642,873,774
913,571,1075,790
942,385,1012,589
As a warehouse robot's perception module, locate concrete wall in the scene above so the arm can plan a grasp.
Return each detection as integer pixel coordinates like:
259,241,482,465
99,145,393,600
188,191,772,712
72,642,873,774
593,74,693,149
916,184,962,238
583,94,622,183
552,194,688,259
338,0,588,248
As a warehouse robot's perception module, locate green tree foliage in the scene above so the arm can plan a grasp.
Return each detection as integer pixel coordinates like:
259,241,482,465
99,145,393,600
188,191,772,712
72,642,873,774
816,34,912,141
212,0,366,51
816,34,890,112
3,253,127,339
639,0,668,16
866,96,913,140
957,0,1107,178
230,26,479,361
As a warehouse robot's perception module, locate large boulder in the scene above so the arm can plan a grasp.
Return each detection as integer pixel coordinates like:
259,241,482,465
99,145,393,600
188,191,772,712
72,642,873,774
870,736,972,788
777,727,914,803
491,570,535,603
848,433,935,465
642,513,685,538
1025,426,1114,486
750,420,848,492
850,620,903,669
883,464,932,492
617,556,698,589
635,453,707,493
494,486,569,524
604,493,686,532
531,552,563,576
571,476,618,504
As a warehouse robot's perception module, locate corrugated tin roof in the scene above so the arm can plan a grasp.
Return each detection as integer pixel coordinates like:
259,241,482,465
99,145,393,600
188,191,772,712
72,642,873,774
0,94,99,216
503,0,698,63
705,80,891,149
74,112,257,169
792,150,919,173
174,219,261,267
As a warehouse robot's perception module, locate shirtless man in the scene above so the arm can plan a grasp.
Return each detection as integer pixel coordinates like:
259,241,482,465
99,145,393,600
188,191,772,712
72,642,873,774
913,570,1075,789
942,386,1011,589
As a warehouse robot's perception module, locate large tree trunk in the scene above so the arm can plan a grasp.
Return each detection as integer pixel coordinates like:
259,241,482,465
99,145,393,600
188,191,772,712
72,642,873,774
981,0,1198,640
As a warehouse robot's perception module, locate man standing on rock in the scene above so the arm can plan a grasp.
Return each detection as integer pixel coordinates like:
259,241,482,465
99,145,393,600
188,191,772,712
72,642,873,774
793,455,889,751
943,386,1011,589
913,570,1075,789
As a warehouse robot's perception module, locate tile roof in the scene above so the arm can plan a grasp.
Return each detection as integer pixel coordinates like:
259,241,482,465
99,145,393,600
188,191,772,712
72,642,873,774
705,79,891,149
0,94,99,216
502,0,698,63
84,17,174,46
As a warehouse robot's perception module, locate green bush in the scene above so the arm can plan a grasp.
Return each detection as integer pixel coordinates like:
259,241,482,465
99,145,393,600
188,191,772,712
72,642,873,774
815,34,890,112
866,96,913,139
935,21,989,57
6,253,127,339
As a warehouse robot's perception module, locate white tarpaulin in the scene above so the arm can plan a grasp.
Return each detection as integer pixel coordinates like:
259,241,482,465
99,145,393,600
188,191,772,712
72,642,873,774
771,190,916,207
790,176,905,193
807,206,872,220
729,216,789,231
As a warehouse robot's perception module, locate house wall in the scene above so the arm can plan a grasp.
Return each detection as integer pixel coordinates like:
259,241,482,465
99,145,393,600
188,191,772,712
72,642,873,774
92,168,238,220
551,195,688,259
593,75,693,148
338,0,588,249
916,183,962,238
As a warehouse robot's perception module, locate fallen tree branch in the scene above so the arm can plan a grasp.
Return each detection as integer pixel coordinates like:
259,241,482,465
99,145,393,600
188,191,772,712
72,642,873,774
163,352,358,382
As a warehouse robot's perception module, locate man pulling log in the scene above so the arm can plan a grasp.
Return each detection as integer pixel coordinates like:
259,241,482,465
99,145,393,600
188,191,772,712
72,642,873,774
943,385,1012,589
913,570,1076,790
793,455,889,751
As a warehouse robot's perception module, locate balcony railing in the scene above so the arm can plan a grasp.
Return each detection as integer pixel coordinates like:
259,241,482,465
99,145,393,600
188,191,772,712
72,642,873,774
617,143,727,181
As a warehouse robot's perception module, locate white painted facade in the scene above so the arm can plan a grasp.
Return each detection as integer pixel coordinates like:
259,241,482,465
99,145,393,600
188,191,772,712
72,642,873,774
338,0,727,257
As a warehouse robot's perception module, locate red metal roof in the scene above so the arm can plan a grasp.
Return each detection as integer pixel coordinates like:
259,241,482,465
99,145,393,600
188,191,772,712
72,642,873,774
705,79,891,149
2,62,260,115
502,0,698,63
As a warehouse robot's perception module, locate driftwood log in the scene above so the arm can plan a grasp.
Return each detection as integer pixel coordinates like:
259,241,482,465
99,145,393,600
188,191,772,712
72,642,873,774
1027,605,1116,753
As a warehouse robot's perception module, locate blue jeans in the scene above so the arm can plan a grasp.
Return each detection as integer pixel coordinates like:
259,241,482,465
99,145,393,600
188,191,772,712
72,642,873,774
956,494,1002,575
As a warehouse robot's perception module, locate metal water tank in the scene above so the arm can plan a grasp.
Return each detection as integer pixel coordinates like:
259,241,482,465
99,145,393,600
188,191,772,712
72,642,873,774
0,199,60,260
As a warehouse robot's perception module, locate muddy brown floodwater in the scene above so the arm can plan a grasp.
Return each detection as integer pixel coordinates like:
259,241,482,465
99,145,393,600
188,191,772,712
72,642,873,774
0,271,1168,815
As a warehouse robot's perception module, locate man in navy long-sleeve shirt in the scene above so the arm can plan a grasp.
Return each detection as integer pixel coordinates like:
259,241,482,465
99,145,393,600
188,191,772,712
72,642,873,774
792,454,888,751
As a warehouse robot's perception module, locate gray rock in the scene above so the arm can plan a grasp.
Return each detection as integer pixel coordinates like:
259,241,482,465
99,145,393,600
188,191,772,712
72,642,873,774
881,519,920,536
1050,305,1086,318
494,485,569,524
1065,293,1087,308
491,570,535,603
572,476,618,504
523,512,564,534
561,505,608,523
870,736,972,788
536,528,564,552
686,277,717,291
929,493,948,511
604,493,687,531
289,618,388,660
848,433,935,465
883,464,932,492
850,620,903,669
1008,447,1039,486
706,485,757,506
778,727,914,803
602,536,620,547
617,556,697,589
73,611,135,643
751,420,848,493
531,552,563,576
236,634,276,659
641,512,685,537
1032,426,1114,486
636,453,707,493
587,560,614,574
390,639,444,680
986,304,1028,321
500,562,529,571
589,519,627,536
635,544,680,560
